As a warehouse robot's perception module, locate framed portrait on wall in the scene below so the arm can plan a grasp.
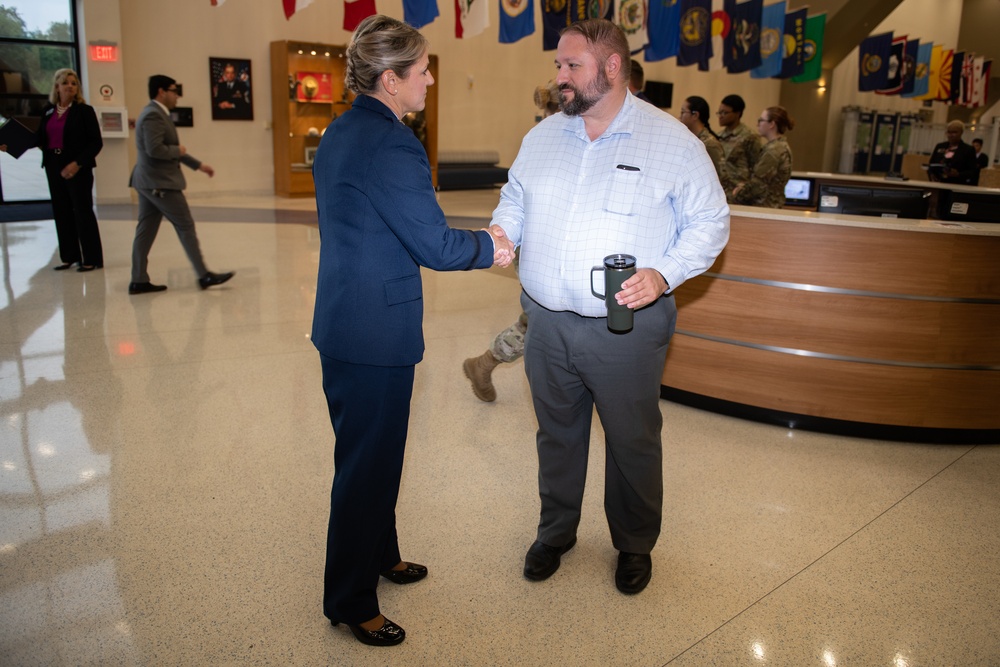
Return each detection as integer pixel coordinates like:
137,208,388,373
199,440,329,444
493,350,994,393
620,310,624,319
209,57,253,120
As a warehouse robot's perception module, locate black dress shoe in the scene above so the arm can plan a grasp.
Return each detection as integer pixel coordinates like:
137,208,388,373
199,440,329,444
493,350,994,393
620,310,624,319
198,271,234,290
129,282,168,295
77,264,100,272
53,263,76,271
380,562,428,585
615,552,652,595
331,617,405,646
523,537,577,581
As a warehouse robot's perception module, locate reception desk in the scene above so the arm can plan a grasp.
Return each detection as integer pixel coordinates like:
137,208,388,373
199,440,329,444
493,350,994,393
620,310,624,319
661,206,1000,443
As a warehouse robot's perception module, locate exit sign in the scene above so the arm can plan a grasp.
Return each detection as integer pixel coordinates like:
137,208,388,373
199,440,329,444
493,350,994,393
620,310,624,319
89,44,118,62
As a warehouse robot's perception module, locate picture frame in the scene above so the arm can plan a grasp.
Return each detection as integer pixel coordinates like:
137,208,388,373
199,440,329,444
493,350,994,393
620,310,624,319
304,146,318,165
96,106,128,138
209,57,253,121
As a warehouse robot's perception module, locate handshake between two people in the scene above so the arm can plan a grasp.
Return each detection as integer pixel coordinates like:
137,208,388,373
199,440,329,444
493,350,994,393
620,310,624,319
484,225,515,268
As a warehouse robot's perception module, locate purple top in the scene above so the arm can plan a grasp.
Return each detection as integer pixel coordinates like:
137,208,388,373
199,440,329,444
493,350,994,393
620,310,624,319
46,109,68,150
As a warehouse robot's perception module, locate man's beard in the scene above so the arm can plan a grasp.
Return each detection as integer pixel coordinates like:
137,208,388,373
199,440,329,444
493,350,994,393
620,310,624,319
559,67,611,116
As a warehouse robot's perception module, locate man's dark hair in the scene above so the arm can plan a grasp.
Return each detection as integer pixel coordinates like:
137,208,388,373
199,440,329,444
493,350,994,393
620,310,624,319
972,138,983,147
721,94,746,114
630,59,644,89
148,74,177,100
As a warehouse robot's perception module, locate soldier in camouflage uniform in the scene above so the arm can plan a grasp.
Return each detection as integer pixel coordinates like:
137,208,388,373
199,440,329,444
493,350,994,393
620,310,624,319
679,96,725,185
732,106,795,209
716,94,761,202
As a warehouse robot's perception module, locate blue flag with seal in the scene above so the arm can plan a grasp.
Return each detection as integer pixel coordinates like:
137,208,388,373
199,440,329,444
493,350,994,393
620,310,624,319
724,0,762,73
898,38,919,96
750,1,784,78
859,32,893,91
542,0,567,50
902,41,932,99
677,0,713,69
499,0,534,43
645,0,682,61
775,6,805,78
403,0,439,28
877,35,907,94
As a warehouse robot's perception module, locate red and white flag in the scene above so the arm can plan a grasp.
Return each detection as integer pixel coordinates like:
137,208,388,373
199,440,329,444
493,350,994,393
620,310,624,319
283,0,315,19
455,0,489,38
211,0,226,6
344,0,377,31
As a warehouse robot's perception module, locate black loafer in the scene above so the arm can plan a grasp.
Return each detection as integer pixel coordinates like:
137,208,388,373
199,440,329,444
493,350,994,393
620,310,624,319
128,281,167,295
198,271,234,290
380,562,427,585
331,617,405,647
523,537,576,581
615,552,652,595
53,263,76,271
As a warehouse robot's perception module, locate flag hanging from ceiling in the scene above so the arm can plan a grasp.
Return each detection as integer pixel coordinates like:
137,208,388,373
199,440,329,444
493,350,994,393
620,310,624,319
916,45,944,100
708,0,726,71
343,0,376,29
789,12,823,82
542,0,588,50
902,41,932,99
645,0,682,62
676,0,713,70
404,0,439,28
775,7,806,79
935,48,954,101
456,0,490,38
724,0,763,73
211,0,227,6
284,0,316,19
948,50,966,104
615,0,648,53
499,0,534,43
876,34,907,95
750,1,786,79
858,31,892,91
591,0,614,19
898,38,919,96
970,57,992,108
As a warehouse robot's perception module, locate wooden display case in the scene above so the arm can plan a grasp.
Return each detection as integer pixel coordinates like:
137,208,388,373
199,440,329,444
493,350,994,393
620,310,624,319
270,40,438,197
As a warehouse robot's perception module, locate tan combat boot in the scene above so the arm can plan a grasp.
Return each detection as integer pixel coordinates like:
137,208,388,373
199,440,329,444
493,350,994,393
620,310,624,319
462,351,501,402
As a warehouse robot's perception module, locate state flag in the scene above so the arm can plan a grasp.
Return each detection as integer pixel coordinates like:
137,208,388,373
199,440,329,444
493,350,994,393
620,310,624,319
970,58,991,108
676,0,713,70
404,0,439,28
708,0,727,71
499,0,534,43
876,35,907,95
645,0,682,61
948,50,966,104
858,31,892,91
790,12,823,83
615,0,649,53
775,7,806,79
751,1,786,79
898,38,919,97
456,0,490,38
725,0,763,73
285,0,316,19
902,41,932,99
935,48,954,101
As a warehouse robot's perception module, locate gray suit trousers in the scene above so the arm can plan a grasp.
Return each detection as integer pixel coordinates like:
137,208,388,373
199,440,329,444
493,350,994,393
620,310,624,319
521,290,676,555
131,188,207,283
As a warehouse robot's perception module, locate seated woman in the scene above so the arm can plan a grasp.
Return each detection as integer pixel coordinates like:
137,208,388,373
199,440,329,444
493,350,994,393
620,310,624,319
732,106,794,209
679,95,726,186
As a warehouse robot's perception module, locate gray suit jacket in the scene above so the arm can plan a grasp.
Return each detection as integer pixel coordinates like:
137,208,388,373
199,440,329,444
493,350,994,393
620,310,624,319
129,101,201,190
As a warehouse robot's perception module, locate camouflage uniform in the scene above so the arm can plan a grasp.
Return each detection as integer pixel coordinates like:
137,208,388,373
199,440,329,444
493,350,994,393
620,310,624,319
488,311,527,362
733,136,792,209
718,122,761,200
697,128,726,185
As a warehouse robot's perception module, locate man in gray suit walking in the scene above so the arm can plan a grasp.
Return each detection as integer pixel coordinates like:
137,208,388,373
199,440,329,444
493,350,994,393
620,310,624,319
128,74,233,295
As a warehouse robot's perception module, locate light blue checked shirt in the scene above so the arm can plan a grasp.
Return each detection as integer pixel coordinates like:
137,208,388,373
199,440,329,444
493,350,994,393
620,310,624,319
493,93,730,317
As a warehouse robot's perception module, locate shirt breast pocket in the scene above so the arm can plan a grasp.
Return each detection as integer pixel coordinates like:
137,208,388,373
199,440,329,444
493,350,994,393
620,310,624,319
603,167,642,216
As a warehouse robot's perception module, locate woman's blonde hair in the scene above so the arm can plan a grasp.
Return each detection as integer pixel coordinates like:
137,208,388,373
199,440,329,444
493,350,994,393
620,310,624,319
345,15,428,96
49,68,86,105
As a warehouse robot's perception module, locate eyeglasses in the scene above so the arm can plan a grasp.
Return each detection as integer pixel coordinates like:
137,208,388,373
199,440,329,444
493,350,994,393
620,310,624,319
166,88,179,93
716,109,733,116
679,109,691,116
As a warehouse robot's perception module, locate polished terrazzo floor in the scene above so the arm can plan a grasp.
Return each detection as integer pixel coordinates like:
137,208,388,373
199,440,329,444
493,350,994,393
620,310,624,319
1,191,998,666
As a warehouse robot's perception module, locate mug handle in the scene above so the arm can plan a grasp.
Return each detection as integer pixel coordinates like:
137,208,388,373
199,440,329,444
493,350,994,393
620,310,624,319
590,266,605,299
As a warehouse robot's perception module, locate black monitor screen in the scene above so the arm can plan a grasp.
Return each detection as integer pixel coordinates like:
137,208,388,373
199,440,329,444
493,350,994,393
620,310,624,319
644,81,673,109
817,184,930,220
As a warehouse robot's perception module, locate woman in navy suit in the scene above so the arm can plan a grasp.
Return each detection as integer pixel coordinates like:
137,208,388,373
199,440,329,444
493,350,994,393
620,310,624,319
37,68,104,271
312,15,511,647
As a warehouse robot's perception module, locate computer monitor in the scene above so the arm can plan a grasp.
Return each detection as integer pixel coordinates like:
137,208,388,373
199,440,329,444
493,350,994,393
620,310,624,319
936,190,1000,223
817,184,931,219
643,81,673,109
783,177,814,207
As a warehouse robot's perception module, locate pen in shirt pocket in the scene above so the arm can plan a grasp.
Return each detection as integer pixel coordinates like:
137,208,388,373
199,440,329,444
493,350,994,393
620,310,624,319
616,164,640,171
